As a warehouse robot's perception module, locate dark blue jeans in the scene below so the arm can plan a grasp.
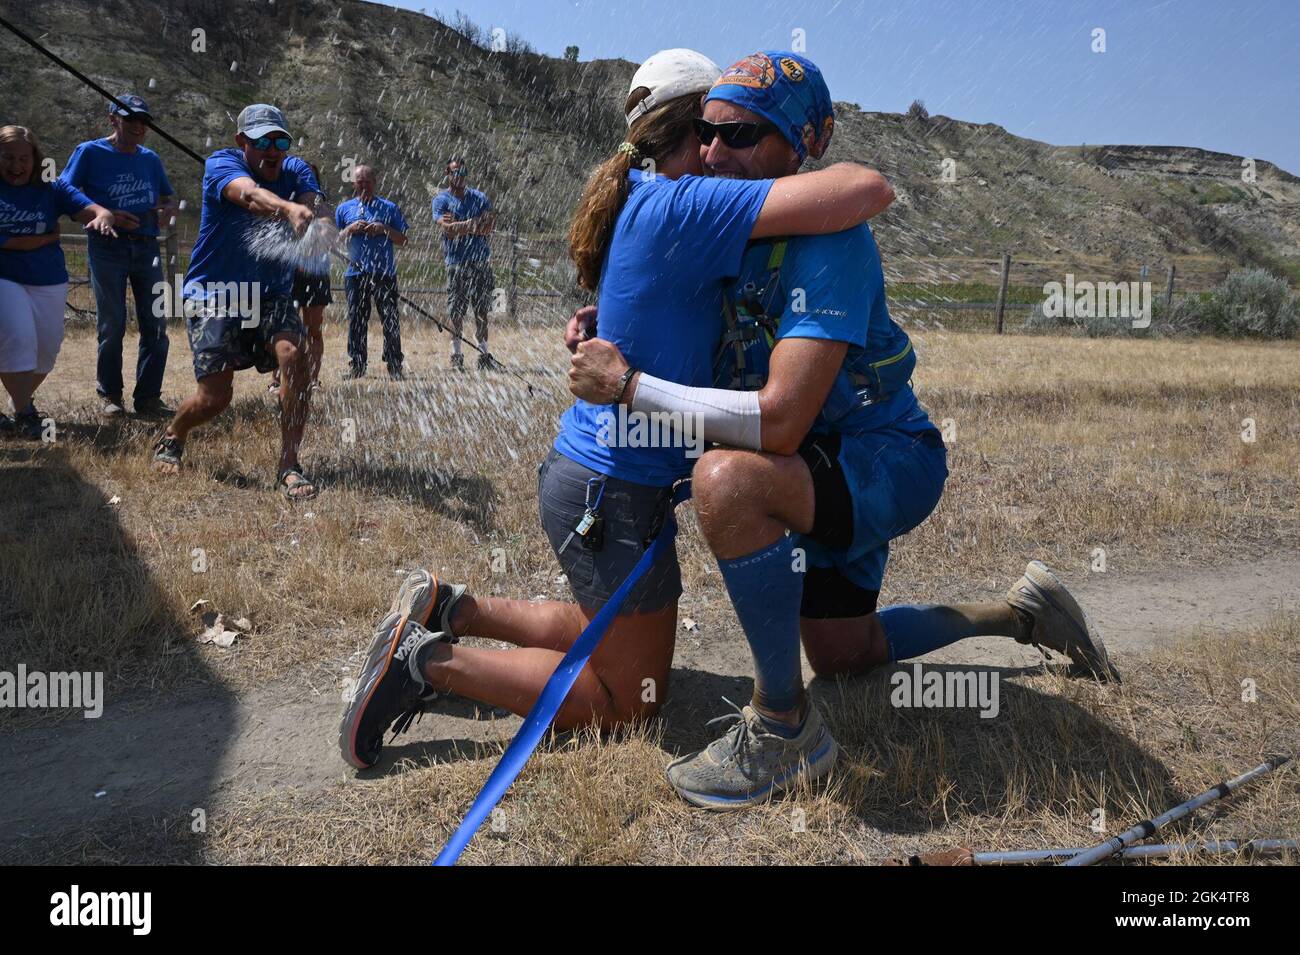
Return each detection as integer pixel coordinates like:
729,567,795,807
87,233,169,401
344,272,402,371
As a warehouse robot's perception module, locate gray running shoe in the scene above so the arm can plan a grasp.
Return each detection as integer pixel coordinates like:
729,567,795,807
338,616,450,770
667,698,838,810
388,568,467,636
1007,560,1121,682
101,395,126,418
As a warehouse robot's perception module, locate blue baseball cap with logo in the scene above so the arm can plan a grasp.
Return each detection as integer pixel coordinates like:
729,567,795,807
108,93,151,119
705,51,834,163
236,103,292,140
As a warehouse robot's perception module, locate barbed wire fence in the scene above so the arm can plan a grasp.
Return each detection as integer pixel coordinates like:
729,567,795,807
60,226,1230,334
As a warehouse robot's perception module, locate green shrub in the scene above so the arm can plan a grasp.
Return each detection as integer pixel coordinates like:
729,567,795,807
1199,268,1298,338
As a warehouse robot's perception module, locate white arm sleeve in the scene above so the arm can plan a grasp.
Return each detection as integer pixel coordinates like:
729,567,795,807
628,373,763,450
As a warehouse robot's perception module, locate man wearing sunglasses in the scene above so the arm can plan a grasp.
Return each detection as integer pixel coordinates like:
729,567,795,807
61,93,179,420
432,157,495,371
153,103,323,501
571,51,1118,808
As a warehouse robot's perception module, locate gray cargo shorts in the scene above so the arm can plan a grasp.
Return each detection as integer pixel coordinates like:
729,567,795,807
537,449,681,613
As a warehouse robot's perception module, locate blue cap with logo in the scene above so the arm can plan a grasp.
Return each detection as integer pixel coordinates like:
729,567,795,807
705,51,834,163
108,93,151,119
237,103,292,140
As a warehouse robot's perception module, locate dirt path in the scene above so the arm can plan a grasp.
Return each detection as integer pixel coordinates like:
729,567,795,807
4,552,1298,855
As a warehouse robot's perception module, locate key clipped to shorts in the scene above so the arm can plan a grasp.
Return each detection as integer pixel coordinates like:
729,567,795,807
559,477,606,554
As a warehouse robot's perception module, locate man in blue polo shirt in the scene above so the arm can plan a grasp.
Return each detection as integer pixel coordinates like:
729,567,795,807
431,157,494,370
335,164,408,380
62,94,178,418
152,104,323,501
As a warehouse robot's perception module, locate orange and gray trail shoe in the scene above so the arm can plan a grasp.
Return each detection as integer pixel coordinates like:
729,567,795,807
384,569,467,636
337,570,465,769
666,699,839,810
1007,560,1121,682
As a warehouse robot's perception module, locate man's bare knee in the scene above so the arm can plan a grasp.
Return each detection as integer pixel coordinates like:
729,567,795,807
692,449,762,525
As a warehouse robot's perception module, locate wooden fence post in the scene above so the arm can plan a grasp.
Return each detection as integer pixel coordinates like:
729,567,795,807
995,252,1012,334
1164,263,1176,309
508,226,519,322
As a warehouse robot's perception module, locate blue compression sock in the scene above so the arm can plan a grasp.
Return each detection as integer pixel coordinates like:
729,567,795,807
878,604,1007,662
716,536,805,720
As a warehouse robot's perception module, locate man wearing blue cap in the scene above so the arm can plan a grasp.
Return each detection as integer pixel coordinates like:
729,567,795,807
571,51,1118,808
62,94,178,418
152,103,323,501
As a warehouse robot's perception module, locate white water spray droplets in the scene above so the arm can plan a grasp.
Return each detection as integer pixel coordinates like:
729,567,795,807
230,61,238,72
204,136,212,148
148,78,157,89
245,218,339,270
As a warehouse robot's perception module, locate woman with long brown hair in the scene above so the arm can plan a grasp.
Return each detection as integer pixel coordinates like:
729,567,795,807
340,49,896,770
0,125,117,438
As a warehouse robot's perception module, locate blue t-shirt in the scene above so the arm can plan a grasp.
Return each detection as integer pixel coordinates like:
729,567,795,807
553,170,773,486
335,196,408,277
60,138,174,236
0,178,93,286
732,225,934,437
183,149,321,301
430,187,491,264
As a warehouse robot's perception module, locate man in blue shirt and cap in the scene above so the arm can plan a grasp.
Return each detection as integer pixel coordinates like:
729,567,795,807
62,94,178,418
152,104,323,501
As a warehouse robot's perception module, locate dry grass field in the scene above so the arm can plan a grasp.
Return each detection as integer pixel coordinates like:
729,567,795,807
2,314,1298,865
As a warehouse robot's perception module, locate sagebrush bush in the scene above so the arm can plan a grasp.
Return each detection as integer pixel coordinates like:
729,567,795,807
1199,268,1298,339
1025,269,1297,340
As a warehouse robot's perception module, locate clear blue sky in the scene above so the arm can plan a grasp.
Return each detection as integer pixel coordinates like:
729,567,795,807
385,0,1300,174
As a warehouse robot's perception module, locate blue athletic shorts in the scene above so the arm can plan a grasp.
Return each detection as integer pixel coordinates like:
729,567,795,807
796,424,948,613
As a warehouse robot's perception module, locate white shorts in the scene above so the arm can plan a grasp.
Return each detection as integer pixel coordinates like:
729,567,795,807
0,279,69,375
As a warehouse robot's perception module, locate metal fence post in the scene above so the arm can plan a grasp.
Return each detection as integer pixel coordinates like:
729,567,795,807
165,220,180,319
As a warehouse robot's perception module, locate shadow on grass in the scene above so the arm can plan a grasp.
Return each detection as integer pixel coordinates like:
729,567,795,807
806,662,1176,837
0,443,234,864
311,461,498,532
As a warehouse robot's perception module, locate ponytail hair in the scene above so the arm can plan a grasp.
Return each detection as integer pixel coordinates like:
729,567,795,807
567,89,701,291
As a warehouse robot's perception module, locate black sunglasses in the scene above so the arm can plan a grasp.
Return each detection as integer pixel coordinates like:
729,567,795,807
694,119,779,149
250,134,292,151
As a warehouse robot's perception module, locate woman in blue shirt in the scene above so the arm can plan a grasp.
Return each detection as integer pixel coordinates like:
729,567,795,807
0,125,117,438
340,50,895,769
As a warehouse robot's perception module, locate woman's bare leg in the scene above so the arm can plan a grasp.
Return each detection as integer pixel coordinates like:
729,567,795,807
1,370,45,413
422,603,678,728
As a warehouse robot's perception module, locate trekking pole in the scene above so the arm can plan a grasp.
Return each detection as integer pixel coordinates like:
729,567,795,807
432,481,691,866
975,838,1297,865
0,11,539,393
1061,753,1293,867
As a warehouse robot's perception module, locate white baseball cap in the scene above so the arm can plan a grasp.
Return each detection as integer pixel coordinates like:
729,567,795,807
625,49,722,127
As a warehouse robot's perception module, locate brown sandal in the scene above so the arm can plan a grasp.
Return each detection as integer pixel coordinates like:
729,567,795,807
276,465,319,502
